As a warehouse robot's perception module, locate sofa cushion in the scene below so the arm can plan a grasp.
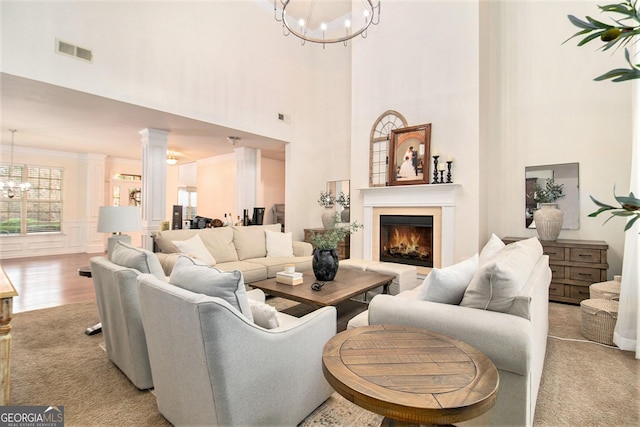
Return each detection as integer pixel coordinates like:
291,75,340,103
460,237,543,313
111,241,166,280
232,224,281,260
153,228,239,263
169,256,253,321
417,254,478,305
265,229,294,257
245,256,313,279
248,299,280,329
172,234,216,266
479,233,505,266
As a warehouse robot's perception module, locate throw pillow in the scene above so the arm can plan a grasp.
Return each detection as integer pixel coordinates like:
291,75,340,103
110,241,166,280
265,229,294,257
460,237,543,313
169,255,253,321
248,299,280,329
172,234,216,266
479,233,505,266
417,254,479,305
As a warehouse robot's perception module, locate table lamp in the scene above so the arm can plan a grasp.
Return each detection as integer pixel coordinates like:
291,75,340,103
97,206,142,257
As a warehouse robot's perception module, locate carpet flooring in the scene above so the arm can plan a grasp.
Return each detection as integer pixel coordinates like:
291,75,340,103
8,299,639,426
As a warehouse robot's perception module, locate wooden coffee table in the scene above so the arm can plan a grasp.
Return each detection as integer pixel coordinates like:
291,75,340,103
249,268,393,307
322,325,499,426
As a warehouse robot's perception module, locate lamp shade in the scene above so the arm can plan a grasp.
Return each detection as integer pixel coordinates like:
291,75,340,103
97,206,142,233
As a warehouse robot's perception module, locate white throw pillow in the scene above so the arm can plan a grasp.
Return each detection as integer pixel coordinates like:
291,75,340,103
417,254,479,305
479,233,505,266
460,237,543,313
172,234,216,266
248,299,280,329
265,229,294,257
110,241,166,280
169,255,253,321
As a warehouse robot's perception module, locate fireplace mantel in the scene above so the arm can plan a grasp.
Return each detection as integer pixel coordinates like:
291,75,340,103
359,184,460,269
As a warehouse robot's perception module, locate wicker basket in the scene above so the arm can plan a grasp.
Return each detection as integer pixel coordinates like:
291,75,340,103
581,299,618,346
590,280,621,300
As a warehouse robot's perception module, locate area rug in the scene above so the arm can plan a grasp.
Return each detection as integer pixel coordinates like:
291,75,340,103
8,299,639,426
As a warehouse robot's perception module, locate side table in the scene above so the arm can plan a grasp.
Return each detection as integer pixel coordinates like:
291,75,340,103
0,266,18,405
78,266,101,336
322,324,499,425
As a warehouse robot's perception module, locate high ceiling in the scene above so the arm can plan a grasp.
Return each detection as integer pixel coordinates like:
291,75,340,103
0,73,286,164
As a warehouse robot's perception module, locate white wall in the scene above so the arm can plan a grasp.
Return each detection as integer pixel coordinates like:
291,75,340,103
1,1,352,241
485,0,632,277
350,1,481,262
260,157,285,225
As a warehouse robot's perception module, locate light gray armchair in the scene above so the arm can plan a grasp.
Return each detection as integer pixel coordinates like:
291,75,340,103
136,272,337,426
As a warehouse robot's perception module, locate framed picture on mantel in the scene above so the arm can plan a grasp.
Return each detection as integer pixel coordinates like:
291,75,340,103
388,124,431,186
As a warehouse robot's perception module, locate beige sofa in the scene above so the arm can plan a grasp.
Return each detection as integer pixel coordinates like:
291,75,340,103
151,224,313,283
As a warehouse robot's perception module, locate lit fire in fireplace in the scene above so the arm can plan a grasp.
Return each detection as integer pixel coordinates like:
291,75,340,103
382,227,431,262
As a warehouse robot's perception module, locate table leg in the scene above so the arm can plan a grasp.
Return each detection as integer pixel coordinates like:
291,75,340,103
0,297,13,405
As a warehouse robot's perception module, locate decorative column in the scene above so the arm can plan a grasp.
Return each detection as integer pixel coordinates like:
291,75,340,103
235,147,262,220
83,153,106,253
0,267,18,405
140,128,169,250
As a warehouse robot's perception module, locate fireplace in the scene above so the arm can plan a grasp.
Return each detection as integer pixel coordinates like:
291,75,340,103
379,215,434,268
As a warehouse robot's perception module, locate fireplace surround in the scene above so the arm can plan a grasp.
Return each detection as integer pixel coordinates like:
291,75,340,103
361,184,458,274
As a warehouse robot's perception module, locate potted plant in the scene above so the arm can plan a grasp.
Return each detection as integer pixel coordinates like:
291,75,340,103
590,189,640,232
307,222,363,281
531,179,566,241
318,190,336,229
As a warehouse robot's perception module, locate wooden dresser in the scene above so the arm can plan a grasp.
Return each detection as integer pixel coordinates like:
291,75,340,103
304,228,350,260
503,237,608,305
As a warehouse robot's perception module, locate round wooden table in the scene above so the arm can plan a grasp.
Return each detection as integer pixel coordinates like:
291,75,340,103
322,325,499,426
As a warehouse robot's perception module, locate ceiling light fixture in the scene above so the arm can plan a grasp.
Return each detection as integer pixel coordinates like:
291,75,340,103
166,152,178,165
1,130,31,198
274,0,381,48
227,136,241,146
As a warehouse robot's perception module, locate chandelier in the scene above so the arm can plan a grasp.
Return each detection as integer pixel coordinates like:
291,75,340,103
274,0,381,47
1,130,31,198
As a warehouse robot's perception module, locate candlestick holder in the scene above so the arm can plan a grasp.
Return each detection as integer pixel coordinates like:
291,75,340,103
439,169,445,184
432,156,440,184
446,161,453,183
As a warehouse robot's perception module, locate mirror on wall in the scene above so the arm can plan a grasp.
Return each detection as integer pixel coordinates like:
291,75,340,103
525,163,580,230
327,180,350,223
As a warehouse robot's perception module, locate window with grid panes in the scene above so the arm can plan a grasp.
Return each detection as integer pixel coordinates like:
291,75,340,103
0,164,63,234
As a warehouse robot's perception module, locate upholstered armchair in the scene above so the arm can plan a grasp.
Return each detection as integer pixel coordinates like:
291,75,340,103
136,271,337,426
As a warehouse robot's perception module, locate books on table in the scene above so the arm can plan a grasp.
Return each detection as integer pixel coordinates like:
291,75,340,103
276,271,304,285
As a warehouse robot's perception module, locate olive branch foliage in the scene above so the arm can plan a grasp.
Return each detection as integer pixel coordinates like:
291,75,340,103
565,0,640,81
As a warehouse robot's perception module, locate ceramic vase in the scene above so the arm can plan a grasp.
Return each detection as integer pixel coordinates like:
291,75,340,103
321,208,336,229
312,249,339,281
533,203,564,241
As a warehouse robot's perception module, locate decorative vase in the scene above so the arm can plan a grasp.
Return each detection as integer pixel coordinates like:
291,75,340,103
312,249,339,281
340,207,350,223
533,203,564,241
321,208,336,229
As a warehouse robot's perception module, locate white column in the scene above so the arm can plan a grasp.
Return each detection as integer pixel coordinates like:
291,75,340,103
235,147,261,220
140,128,169,250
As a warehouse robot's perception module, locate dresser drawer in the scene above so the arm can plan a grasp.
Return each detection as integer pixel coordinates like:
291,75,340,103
569,267,602,282
569,285,591,301
550,264,565,280
543,246,565,261
570,248,601,263
549,282,566,297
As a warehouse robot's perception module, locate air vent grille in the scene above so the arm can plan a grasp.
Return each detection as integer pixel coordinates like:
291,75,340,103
56,38,93,63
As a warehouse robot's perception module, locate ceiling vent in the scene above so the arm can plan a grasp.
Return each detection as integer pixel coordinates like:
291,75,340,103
56,38,93,63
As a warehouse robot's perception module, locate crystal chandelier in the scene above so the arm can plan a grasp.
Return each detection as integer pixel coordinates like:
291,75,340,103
274,0,381,47
1,130,31,198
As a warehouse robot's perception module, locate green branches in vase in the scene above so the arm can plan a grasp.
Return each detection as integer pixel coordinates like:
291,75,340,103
589,189,640,232
308,222,363,250
565,0,640,82
530,179,566,204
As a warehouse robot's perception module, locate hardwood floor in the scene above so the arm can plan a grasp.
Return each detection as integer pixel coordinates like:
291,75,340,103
1,252,100,313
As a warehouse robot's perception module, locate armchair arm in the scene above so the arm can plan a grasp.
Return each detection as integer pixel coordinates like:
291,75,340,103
368,294,532,375
293,241,313,256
